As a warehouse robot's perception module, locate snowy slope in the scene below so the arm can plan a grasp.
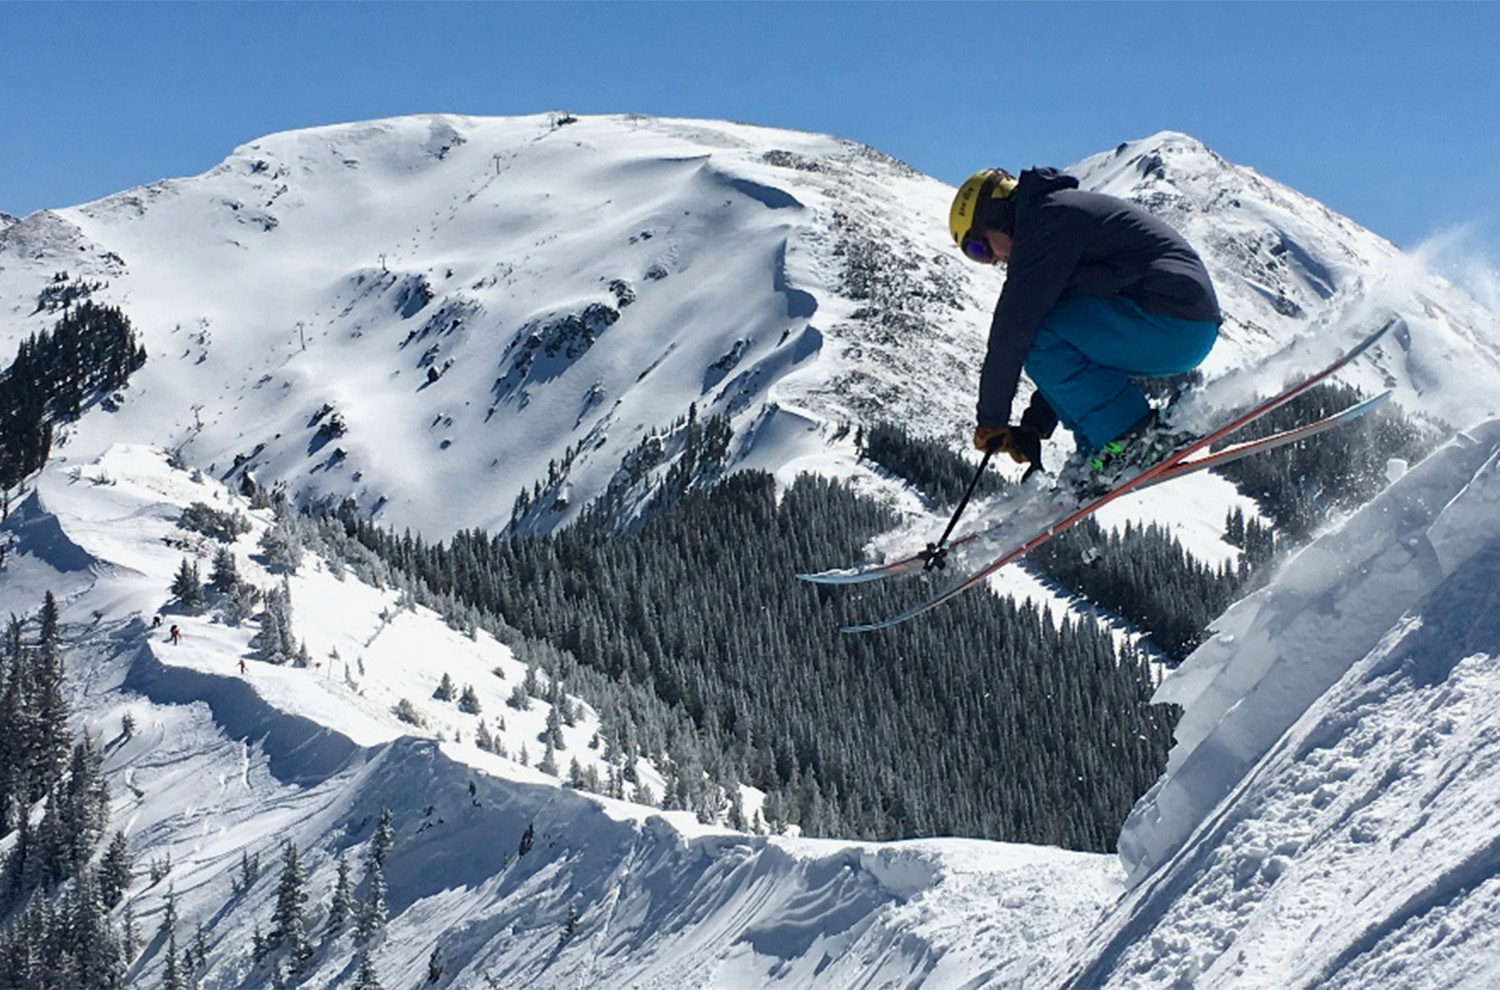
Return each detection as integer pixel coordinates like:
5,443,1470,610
1052,421,1500,987
0,114,998,539
21,415,1500,988
5,443,1120,987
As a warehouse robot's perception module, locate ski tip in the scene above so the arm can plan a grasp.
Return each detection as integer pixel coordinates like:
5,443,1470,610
841,607,925,633
1354,317,1402,356
797,568,874,584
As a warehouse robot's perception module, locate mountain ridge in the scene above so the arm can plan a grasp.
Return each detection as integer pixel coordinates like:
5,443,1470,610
2,113,1494,544
3,113,1500,987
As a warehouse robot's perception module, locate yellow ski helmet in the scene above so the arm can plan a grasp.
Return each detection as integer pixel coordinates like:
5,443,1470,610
949,168,1018,262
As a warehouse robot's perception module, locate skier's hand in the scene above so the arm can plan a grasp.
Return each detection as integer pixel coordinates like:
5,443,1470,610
973,424,1042,466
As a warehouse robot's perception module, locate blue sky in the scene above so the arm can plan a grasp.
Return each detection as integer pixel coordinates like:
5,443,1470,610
3,1,1498,255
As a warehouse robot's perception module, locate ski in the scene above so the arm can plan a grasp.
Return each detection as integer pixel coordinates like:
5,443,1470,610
794,489,1023,585
835,318,1399,632
798,387,1392,587
1138,388,1392,490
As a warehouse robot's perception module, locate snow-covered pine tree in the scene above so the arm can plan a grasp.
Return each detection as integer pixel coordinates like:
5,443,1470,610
170,557,206,611
257,500,306,573
326,849,352,938
208,545,239,593
252,579,297,664
270,840,313,974
356,808,393,944
99,829,132,907
353,944,382,990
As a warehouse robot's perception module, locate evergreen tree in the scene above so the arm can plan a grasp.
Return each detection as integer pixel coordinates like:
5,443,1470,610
160,885,183,990
122,899,140,963
353,945,382,990
186,920,208,977
370,807,393,868
170,558,206,611
100,830,132,907
270,841,313,974
258,511,305,573
355,860,386,946
67,869,121,989
221,581,260,626
162,924,184,990
356,809,392,945
208,546,240,594
559,902,580,946
252,580,296,664
544,705,565,751
539,742,559,777
326,850,352,938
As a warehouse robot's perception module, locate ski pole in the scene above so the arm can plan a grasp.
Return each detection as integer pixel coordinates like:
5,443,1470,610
922,447,994,570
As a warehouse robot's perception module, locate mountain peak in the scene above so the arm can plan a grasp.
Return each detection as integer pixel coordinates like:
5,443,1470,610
1,113,1495,541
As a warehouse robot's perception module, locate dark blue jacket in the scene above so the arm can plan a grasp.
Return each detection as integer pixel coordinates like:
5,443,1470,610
977,168,1221,431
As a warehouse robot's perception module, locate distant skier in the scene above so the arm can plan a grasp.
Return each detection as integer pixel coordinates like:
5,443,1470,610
169,624,182,645
949,167,1222,490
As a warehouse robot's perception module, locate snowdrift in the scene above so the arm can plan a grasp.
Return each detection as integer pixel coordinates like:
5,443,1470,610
1055,418,1500,986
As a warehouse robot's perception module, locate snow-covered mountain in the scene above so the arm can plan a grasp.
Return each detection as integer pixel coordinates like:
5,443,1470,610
1,114,992,538
9,444,1122,987
13,399,1500,988
1,114,1496,542
4,114,1500,987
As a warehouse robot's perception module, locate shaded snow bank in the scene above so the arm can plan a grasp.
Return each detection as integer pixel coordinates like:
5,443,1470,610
1061,532,1500,988
1119,418,1500,887
1047,417,1500,987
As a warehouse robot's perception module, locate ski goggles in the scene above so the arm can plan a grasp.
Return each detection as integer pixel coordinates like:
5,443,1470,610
960,231,994,264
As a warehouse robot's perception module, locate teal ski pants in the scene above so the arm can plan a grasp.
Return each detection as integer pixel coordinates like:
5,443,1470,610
1023,294,1219,451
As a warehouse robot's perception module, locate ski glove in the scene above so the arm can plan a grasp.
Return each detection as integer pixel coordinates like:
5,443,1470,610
973,424,1042,466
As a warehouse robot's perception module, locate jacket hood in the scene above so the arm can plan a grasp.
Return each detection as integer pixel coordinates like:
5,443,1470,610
988,167,1080,234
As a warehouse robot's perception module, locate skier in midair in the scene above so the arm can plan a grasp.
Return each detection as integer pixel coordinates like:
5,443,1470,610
949,166,1222,491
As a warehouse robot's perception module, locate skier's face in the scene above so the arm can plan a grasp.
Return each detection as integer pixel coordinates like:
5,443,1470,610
984,229,1012,265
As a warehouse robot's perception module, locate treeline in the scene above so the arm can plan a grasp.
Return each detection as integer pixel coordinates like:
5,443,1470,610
856,421,1007,505
0,594,133,989
1,296,147,490
324,473,1174,851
